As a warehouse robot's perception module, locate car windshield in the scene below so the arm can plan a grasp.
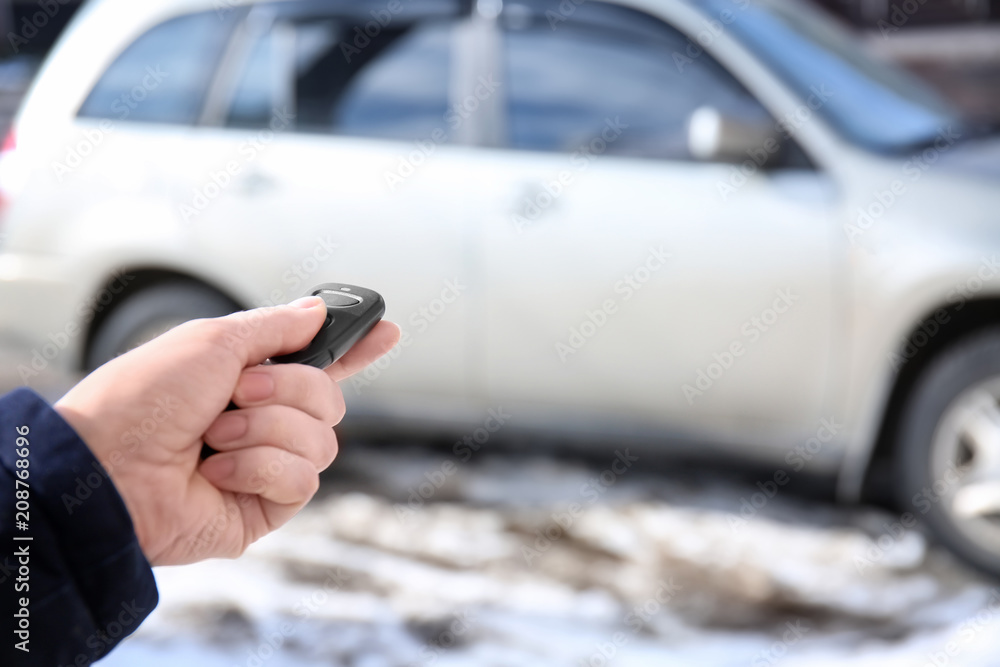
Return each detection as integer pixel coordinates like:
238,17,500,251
697,0,972,154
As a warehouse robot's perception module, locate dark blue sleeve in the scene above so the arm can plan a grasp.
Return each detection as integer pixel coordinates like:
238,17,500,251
0,388,158,666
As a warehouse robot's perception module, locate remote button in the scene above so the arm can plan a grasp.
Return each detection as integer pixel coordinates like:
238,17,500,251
317,290,363,308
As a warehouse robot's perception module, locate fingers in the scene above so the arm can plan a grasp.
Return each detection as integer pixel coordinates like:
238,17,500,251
199,445,319,507
204,405,339,470
231,364,346,424
326,320,402,382
200,300,398,383
210,297,328,368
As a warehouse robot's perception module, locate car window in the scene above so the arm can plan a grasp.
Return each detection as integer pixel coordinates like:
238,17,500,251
500,2,773,161
78,11,240,125
226,17,454,142
699,0,966,153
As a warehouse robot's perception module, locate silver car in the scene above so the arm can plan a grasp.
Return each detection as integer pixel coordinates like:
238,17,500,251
1,0,1000,575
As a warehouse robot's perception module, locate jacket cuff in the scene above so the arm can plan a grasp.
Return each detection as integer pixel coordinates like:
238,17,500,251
0,387,158,661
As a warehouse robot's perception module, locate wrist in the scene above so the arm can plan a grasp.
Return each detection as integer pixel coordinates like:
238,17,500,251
53,401,160,564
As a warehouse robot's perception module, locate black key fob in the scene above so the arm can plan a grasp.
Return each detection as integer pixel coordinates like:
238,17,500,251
202,283,385,459
271,283,386,369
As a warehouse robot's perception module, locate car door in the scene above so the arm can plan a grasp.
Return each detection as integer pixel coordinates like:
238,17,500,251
186,1,486,414
473,1,839,451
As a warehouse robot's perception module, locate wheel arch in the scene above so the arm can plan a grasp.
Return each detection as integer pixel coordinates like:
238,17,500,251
80,266,247,372
855,297,1000,504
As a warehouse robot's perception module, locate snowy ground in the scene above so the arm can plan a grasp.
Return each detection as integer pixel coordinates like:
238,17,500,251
98,442,1000,667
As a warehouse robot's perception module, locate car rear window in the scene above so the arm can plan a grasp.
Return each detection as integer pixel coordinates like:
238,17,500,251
78,10,240,125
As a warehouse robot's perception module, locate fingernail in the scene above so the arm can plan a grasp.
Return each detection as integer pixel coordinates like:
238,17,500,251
290,296,324,309
237,371,274,403
205,413,247,444
204,455,236,480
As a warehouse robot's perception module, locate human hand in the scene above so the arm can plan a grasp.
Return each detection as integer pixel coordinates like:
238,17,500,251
54,297,400,566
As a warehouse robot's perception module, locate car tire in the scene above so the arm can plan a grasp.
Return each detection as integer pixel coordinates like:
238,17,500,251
895,327,1000,577
86,282,239,371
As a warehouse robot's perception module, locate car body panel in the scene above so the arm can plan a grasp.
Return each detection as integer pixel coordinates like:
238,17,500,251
1,0,999,498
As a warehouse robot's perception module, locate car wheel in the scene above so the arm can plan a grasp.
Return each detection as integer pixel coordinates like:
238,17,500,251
86,282,239,371
896,328,1000,577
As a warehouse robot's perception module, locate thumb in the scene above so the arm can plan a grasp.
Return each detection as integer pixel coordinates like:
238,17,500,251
219,296,327,368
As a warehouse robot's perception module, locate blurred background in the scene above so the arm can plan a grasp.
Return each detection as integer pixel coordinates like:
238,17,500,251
2,0,1000,664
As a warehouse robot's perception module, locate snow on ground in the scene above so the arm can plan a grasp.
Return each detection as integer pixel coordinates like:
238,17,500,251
100,444,1000,667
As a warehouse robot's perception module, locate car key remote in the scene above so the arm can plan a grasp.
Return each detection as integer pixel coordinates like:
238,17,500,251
201,283,385,459
271,283,386,369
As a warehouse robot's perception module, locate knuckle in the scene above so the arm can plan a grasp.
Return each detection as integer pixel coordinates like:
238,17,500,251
305,426,337,469
289,366,344,424
328,382,346,425
297,469,320,499
193,319,238,350
281,365,323,404
302,365,327,399
323,429,340,468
